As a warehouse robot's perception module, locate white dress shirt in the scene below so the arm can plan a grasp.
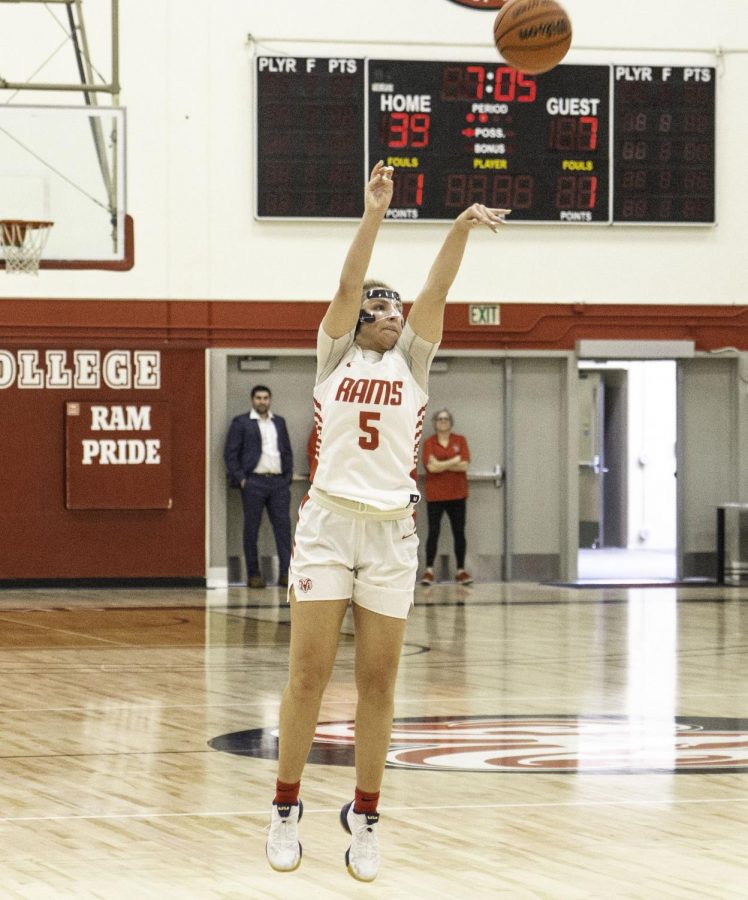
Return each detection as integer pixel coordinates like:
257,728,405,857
250,409,282,474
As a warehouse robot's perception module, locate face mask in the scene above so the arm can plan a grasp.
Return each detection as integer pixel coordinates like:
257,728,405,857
359,289,403,325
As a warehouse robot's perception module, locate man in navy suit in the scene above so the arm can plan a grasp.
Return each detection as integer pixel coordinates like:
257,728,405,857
224,385,293,588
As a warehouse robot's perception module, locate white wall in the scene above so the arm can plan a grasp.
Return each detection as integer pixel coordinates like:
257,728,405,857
1,0,747,304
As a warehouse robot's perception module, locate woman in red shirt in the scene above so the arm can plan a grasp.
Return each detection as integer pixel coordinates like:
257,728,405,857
420,408,473,585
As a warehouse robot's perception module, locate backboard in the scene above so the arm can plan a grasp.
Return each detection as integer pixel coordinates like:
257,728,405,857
0,105,131,269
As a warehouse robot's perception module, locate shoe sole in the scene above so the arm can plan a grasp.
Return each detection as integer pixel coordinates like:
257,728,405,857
267,854,302,874
340,801,377,883
346,852,376,882
340,800,352,835
266,799,303,873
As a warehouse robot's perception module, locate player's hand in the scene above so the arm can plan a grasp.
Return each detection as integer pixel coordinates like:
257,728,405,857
457,204,511,233
365,160,394,213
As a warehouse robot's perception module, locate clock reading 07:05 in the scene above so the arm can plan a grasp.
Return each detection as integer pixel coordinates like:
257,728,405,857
368,60,611,223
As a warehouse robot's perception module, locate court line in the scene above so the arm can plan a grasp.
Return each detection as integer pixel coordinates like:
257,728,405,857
0,614,139,648
2,593,746,616
0,690,745,714
2,640,745,674
3,796,748,824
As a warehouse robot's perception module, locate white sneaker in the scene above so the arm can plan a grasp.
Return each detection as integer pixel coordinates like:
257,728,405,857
340,801,379,882
266,800,303,872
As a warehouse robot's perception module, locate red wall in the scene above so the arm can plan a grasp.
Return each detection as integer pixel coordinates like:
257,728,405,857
0,343,204,582
1,297,747,582
3,297,747,350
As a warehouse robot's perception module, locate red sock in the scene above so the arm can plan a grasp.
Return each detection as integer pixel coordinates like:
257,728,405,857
353,787,380,815
274,779,301,806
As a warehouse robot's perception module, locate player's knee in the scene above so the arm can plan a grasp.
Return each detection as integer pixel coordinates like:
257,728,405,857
357,667,398,702
288,663,329,700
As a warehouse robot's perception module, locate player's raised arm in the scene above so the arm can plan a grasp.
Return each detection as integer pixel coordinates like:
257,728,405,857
406,204,510,344
321,161,394,339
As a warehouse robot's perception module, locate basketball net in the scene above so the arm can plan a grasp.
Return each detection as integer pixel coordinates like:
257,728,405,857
0,220,54,275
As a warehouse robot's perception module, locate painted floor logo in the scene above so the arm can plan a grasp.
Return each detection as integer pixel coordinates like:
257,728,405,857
209,715,748,774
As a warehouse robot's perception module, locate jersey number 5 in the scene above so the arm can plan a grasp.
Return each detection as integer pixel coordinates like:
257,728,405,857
359,411,380,450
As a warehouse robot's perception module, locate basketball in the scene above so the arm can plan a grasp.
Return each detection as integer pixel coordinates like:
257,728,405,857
493,0,572,75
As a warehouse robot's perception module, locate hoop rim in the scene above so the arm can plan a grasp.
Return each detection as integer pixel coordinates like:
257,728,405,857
0,219,55,229
0,219,55,267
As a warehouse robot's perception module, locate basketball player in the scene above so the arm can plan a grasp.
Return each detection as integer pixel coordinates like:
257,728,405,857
265,160,509,881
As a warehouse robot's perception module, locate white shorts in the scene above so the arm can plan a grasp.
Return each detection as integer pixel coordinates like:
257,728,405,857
289,490,419,619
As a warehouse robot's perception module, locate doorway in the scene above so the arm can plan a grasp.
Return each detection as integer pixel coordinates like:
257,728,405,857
577,360,677,581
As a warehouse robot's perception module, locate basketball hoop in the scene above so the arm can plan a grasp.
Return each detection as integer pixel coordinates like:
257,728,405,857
0,219,54,275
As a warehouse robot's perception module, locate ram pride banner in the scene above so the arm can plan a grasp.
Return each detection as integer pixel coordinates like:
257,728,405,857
65,400,172,509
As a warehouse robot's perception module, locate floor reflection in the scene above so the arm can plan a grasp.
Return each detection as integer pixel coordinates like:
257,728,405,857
624,589,678,770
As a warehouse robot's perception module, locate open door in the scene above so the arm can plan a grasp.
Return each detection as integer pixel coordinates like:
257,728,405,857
578,370,605,548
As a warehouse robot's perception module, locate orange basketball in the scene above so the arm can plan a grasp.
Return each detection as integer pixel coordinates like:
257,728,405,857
493,0,572,75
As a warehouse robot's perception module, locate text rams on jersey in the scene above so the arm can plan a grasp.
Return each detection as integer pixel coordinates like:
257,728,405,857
335,378,404,406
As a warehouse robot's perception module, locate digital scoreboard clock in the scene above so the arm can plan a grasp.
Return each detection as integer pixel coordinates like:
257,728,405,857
254,57,715,226
368,60,610,223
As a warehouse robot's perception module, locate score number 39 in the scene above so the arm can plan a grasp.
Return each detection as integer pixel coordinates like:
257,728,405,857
382,112,430,148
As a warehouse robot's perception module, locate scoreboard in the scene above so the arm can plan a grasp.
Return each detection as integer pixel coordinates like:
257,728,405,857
255,57,715,225
613,66,715,223
255,56,365,218
368,60,609,223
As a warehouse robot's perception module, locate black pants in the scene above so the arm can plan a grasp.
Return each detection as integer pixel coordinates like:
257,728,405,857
425,498,467,570
241,474,291,578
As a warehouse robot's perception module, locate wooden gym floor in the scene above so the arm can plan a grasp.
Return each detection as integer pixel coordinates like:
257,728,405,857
0,581,746,899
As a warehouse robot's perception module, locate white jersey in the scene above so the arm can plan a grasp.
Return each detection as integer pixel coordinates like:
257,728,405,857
311,323,435,511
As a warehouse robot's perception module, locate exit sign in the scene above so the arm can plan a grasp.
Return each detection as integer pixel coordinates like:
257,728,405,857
469,304,500,326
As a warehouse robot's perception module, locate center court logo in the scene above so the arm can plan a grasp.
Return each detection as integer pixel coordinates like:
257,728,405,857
209,715,748,774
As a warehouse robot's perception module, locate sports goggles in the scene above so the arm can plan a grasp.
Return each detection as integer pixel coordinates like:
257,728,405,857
360,289,404,323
